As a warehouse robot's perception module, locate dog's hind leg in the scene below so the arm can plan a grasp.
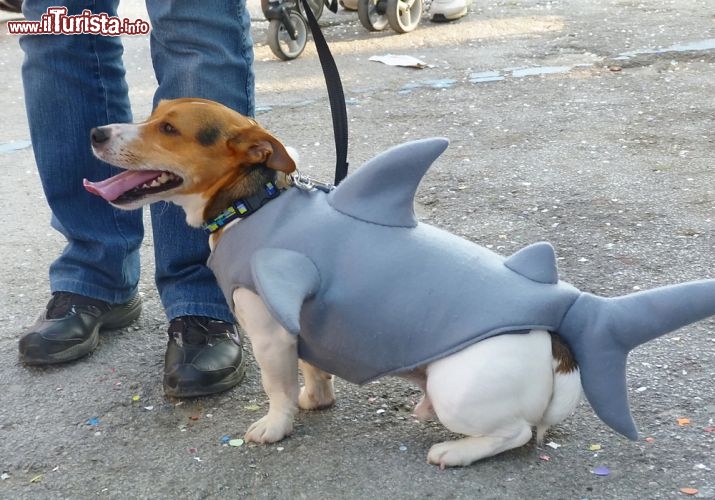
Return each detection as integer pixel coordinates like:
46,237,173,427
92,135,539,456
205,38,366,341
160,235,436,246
234,288,299,443
298,360,336,410
399,368,434,420
425,330,554,467
427,426,533,469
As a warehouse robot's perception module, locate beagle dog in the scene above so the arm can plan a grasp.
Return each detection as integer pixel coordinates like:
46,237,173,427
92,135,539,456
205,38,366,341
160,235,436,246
85,98,715,467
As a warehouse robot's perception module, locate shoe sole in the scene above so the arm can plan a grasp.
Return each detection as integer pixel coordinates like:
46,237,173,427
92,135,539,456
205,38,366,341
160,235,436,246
163,355,247,398
430,8,467,22
20,296,142,365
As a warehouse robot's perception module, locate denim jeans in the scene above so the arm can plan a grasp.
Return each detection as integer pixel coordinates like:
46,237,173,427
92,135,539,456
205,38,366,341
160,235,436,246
20,0,254,322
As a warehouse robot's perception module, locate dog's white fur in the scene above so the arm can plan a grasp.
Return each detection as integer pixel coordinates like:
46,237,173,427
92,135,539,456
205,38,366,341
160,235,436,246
90,99,583,467
233,286,581,467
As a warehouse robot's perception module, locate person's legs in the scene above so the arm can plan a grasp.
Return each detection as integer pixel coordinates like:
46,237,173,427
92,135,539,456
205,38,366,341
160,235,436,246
146,0,254,323
145,0,255,396
21,0,142,304
18,0,143,364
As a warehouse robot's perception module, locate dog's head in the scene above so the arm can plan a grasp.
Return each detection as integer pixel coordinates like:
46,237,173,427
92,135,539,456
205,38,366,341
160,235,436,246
86,98,296,226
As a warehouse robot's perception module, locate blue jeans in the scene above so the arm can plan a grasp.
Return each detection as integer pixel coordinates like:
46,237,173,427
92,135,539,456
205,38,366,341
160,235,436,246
20,0,254,322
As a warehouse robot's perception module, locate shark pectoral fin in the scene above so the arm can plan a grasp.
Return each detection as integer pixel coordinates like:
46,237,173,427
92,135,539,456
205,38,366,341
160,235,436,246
504,242,558,284
250,248,320,335
328,138,449,227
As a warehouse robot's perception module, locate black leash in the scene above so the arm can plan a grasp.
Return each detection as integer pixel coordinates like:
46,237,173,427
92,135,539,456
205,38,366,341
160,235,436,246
298,0,349,185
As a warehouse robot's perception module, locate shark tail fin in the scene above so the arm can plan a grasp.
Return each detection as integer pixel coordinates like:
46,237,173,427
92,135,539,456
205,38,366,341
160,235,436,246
559,279,715,439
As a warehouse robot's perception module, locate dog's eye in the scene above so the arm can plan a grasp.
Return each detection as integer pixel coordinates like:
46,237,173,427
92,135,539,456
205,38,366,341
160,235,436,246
160,122,179,136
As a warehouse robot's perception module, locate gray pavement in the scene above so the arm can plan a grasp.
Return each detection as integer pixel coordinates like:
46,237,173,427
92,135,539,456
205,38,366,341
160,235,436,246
1,1,714,498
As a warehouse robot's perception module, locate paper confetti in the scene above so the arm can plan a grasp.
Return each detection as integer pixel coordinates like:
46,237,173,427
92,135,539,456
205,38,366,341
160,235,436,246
86,417,100,426
538,455,551,461
589,444,602,451
244,404,260,411
229,439,244,447
645,437,656,443
546,441,561,449
132,395,141,402
221,435,231,444
679,487,699,496
29,474,43,483
677,418,691,426
592,466,610,476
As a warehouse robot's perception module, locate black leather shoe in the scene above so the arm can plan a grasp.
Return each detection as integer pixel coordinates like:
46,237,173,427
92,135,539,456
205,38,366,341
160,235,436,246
19,292,142,365
163,316,246,398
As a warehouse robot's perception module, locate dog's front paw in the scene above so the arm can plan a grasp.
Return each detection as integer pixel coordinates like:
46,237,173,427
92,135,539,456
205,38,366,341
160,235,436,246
245,413,294,443
298,383,336,411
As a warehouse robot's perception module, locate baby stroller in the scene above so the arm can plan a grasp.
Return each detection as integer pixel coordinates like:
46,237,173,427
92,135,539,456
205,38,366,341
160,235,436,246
261,0,331,60
261,0,423,61
355,0,422,34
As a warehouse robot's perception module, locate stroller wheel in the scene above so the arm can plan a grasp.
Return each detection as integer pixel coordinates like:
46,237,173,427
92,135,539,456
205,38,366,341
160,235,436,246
358,0,389,31
267,12,308,60
387,0,422,33
303,0,325,20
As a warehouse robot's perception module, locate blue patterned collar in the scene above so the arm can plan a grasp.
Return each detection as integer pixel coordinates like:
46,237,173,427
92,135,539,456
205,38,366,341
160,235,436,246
201,181,281,234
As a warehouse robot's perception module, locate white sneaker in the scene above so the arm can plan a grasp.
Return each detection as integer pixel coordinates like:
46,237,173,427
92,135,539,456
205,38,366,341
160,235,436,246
429,0,468,22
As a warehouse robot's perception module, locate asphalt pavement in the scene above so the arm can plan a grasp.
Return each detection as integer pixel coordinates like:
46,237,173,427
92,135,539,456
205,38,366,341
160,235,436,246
0,0,713,498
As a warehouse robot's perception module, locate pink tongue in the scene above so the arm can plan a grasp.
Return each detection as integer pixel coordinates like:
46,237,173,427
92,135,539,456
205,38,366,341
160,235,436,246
83,170,164,202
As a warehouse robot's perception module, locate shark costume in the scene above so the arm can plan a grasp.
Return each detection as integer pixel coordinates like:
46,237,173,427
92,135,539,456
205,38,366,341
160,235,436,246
208,138,715,441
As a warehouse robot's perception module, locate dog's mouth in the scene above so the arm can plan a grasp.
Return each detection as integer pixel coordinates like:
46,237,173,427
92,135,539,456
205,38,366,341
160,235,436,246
83,170,183,205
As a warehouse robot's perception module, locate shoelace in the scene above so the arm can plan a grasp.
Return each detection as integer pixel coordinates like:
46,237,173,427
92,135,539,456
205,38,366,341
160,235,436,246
46,292,112,319
170,316,236,346
46,293,74,318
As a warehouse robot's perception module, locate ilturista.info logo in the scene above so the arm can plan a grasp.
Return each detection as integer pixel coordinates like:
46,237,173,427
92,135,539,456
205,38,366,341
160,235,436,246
7,7,150,35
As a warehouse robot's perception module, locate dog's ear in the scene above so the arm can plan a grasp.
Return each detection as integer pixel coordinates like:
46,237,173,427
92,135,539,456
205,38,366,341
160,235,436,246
229,126,296,173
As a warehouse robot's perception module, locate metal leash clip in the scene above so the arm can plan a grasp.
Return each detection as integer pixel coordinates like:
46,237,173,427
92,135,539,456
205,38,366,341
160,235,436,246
290,170,334,193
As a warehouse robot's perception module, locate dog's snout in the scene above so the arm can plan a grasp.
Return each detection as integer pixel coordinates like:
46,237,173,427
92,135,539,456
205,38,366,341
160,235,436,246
90,127,110,145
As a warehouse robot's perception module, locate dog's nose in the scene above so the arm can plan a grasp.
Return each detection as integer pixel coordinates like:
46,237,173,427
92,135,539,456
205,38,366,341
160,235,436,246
90,127,110,145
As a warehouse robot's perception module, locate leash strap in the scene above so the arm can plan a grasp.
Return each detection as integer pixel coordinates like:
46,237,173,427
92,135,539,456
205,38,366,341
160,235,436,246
298,0,349,185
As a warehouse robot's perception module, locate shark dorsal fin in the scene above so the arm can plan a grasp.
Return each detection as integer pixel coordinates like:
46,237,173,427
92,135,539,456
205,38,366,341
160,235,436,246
504,242,559,284
328,138,449,227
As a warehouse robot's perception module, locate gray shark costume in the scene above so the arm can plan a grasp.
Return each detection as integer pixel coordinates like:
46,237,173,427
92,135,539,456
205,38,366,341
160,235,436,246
208,138,715,441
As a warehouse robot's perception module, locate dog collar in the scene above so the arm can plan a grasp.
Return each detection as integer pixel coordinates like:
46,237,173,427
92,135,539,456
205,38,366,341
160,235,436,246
201,181,281,234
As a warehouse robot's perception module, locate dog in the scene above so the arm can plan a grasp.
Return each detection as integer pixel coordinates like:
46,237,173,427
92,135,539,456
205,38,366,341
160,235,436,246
85,98,715,467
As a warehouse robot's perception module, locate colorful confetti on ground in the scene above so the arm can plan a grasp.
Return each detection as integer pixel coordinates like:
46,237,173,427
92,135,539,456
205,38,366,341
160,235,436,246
592,466,610,476
679,487,699,496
